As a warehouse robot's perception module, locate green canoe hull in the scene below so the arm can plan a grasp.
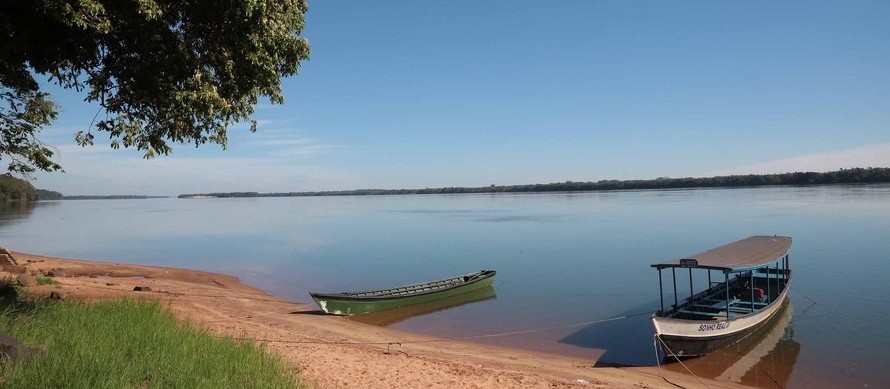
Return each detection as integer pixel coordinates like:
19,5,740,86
310,271,496,316
351,285,496,326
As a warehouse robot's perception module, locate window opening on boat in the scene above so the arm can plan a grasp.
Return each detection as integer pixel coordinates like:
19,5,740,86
671,268,678,309
707,269,711,288
658,268,664,314
765,265,770,304
724,271,730,319
749,270,755,312
772,264,778,301
784,254,789,282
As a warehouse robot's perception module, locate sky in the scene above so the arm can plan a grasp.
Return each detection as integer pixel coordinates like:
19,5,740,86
32,1,890,196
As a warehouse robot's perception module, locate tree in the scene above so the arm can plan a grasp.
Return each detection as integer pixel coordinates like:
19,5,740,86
0,173,37,201
0,0,310,175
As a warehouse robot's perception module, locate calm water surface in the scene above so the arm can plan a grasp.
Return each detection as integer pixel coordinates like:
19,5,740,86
2,185,889,388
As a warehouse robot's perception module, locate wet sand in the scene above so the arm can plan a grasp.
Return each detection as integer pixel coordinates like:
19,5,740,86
5,251,749,388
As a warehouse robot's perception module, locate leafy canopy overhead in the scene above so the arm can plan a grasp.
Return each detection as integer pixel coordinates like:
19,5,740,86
0,0,310,175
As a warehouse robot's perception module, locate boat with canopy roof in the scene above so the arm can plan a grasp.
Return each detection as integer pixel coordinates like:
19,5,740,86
651,235,792,357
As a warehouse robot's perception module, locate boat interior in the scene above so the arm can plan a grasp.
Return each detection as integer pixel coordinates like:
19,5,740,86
342,270,495,298
659,267,790,320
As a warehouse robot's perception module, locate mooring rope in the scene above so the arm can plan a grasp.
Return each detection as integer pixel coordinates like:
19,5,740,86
650,287,814,389
652,335,687,389
653,334,711,389
753,362,784,389
653,333,785,388
789,287,816,305
439,311,652,341
66,283,655,346
789,286,819,318
216,311,652,346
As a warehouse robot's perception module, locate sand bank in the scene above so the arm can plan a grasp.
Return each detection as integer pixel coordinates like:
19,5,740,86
5,251,747,388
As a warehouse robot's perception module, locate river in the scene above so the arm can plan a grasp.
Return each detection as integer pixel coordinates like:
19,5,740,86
2,184,888,388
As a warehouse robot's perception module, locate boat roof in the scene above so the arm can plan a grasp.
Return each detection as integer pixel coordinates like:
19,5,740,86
652,235,792,272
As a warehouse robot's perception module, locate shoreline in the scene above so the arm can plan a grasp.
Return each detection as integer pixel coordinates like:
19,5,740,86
5,251,747,388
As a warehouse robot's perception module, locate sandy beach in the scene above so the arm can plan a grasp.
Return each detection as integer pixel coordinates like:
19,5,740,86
4,251,748,389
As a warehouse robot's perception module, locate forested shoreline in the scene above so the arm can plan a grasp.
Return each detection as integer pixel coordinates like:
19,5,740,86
0,174,157,201
178,167,890,199
0,175,41,202
5,168,889,202
62,195,167,200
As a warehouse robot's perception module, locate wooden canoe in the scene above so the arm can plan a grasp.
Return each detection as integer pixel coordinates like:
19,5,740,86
309,270,496,315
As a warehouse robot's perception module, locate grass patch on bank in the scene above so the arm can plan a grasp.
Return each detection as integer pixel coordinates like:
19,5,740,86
0,296,304,388
35,276,58,285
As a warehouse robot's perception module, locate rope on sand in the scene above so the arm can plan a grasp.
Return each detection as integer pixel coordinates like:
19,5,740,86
217,311,652,346
653,334,710,389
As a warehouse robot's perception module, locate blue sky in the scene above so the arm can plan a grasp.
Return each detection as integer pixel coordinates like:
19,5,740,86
33,1,890,195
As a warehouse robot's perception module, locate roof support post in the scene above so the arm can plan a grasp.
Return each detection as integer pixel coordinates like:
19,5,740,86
672,268,678,310
688,268,694,302
780,255,784,287
783,254,791,285
749,271,755,312
765,266,770,303
785,254,791,284
658,268,664,314
724,272,730,320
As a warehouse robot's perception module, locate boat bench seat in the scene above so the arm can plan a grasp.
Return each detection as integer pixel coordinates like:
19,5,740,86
729,301,769,309
675,309,742,319
753,272,786,280
692,298,740,310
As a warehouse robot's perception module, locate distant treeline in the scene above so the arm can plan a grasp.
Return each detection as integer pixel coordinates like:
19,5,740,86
0,177,63,201
177,167,890,198
0,174,172,201
36,189,63,200
178,192,259,198
63,195,168,200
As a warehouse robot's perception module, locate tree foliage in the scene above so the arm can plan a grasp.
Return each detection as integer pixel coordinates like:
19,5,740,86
0,0,310,174
0,173,37,201
35,188,63,200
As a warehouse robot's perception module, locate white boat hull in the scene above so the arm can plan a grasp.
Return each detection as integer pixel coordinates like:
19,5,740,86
652,277,792,357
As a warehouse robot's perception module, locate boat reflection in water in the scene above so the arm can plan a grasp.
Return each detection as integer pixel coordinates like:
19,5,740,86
349,285,497,327
662,300,800,388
